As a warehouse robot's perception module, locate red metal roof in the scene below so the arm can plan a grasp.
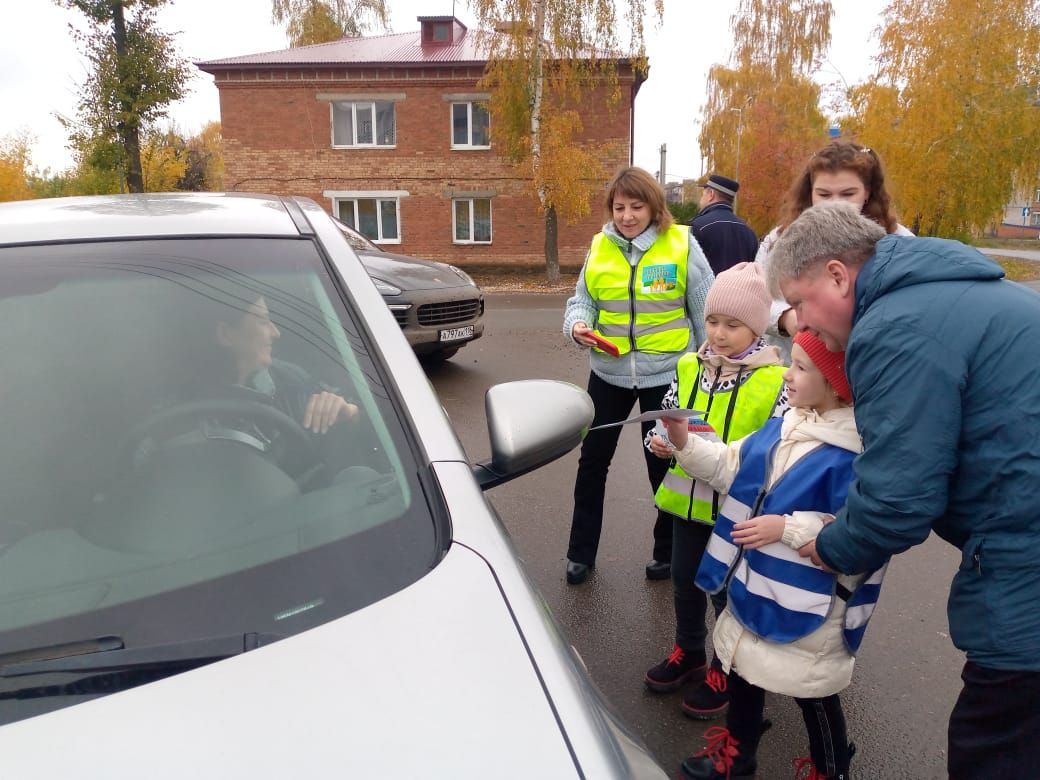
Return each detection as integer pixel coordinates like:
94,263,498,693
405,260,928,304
197,28,495,70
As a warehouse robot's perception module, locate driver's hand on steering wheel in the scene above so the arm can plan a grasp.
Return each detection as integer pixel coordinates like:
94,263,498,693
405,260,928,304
303,391,359,434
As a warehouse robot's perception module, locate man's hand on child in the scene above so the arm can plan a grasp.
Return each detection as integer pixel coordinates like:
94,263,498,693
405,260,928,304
797,540,836,573
732,514,786,549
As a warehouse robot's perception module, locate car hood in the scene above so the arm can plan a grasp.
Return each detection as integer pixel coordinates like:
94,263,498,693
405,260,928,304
357,250,474,292
0,547,578,779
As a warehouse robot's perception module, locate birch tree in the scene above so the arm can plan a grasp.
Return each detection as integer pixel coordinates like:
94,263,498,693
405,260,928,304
845,0,1040,237
468,0,662,284
271,0,389,46
699,0,832,235
59,0,190,193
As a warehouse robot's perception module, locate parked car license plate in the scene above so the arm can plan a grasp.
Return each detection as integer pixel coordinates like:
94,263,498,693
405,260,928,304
440,325,474,342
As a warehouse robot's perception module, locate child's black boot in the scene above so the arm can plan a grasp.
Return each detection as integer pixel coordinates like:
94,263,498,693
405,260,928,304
792,740,856,779
682,655,730,719
678,720,772,780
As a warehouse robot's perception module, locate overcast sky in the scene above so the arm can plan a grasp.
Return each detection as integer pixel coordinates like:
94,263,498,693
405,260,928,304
0,1,889,181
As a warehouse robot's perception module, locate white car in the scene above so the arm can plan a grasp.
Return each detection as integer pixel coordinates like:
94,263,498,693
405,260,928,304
0,193,666,779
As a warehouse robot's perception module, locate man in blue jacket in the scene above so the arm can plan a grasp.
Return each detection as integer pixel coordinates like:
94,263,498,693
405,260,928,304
766,201,1040,779
689,174,759,275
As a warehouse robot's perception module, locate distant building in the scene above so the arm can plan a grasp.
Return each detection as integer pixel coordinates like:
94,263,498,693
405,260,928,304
993,182,1040,238
196,16,646,267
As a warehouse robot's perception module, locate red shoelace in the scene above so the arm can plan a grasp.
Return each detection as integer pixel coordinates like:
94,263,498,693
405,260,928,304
792,756,826,779
704,667,728,694
694,726,741,778
667,644,685,666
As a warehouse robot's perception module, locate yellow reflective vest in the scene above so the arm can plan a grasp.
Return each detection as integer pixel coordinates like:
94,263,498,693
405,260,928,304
655,352,786,524
585,225,691,357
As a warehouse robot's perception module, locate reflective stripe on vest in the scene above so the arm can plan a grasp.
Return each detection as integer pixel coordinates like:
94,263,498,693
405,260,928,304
585,225,691,356
654,353,785,524
693,417,886,653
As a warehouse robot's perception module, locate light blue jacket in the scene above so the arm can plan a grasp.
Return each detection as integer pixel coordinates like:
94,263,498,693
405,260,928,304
816,235,1040,671
563,222,713,389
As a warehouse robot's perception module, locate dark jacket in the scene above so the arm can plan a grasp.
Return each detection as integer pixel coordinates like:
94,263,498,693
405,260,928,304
688,202,759,275
816,234,1040,671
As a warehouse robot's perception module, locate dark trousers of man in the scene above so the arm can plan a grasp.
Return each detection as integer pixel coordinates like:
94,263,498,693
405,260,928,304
567,372,671,566
673,518,727,654
727,671,851,777
948,661,1040,778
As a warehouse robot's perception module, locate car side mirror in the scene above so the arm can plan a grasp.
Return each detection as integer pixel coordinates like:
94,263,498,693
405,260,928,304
472,380,594,490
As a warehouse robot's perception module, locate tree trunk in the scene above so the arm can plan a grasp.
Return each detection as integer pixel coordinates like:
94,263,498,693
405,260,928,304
544,205,560,286
112,1,144,193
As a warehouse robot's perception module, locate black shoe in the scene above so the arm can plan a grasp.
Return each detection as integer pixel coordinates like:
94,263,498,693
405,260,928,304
682,659,730,719
565,560,592,585
644,644,706,692
645,559,671,580
679,726,757,779
792,740,856,779
680,721,772,780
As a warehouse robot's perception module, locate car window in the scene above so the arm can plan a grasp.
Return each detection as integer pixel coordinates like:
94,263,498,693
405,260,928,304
0,237,438,725
333,218,381,253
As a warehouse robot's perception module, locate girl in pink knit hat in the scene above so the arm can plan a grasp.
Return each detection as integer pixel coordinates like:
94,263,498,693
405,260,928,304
644,261,788,720
665,331,886,780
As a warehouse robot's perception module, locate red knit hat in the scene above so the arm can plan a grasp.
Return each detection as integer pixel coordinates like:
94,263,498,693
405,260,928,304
793,331,853,403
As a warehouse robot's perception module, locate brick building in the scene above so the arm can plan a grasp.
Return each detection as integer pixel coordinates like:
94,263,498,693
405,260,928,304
196,16,644,268
994,182,1040,239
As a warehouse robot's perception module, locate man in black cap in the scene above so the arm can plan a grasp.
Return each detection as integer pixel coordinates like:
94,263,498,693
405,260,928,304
689,174,759,275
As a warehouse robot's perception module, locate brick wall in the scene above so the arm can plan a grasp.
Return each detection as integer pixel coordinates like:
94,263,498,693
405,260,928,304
213,66,635,269
994,223,1040,239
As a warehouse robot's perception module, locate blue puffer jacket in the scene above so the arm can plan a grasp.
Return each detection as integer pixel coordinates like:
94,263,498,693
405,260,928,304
816,235,1040,671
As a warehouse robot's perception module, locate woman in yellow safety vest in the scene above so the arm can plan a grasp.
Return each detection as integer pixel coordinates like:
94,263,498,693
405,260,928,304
562,166,714,586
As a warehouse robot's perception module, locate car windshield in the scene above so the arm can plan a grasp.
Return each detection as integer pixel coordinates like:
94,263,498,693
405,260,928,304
0,237,438,725
333,219,381,253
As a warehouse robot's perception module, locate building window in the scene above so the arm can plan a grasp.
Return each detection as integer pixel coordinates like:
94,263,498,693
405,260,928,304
453,198,492,243
335,197,401,243
332,101,396,147
451,102,490,148
1031,212,1040,227
1035,188,1040,203
432,22,451,42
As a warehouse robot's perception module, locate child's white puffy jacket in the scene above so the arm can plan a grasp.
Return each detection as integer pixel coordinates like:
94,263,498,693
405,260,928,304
673,405,865,698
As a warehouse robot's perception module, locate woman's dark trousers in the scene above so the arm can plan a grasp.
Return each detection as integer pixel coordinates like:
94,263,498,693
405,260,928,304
566,372,671,566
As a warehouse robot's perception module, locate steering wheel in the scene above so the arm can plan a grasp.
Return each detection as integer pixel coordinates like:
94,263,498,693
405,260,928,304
123,399,320,484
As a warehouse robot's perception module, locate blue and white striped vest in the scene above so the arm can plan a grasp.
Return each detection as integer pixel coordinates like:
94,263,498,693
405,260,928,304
694,417,886,654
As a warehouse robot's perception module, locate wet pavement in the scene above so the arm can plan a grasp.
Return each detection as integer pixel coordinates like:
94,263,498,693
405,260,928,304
428,293,964,779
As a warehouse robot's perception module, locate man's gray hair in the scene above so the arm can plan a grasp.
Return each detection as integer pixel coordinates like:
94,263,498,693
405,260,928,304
767,201,887,295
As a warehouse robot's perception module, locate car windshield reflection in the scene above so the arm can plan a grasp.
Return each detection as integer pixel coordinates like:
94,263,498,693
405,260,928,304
0,237,437,726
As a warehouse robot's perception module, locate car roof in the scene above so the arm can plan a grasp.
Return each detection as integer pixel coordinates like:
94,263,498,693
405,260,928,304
0,193,309,245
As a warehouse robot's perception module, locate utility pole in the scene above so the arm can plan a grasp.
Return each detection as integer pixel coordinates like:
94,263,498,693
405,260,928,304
728,98,751,212
658,144,667,186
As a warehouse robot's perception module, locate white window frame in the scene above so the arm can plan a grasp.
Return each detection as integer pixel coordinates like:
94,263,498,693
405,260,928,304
325,190,408,245
452,197,493,244
449,101,491,150
330,100,397,148
1031,212,1040,227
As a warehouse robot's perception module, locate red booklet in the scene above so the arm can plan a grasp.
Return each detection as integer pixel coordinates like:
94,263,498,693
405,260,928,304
586,331,621,357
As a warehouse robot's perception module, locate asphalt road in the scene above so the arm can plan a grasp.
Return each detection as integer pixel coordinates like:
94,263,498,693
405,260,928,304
427,293,965,780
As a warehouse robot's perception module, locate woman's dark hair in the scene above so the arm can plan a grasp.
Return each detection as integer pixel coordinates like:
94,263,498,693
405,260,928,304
778,141,899,234
604,166,674,232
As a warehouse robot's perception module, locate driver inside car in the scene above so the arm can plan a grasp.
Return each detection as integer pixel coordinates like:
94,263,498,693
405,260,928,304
213,295,359,434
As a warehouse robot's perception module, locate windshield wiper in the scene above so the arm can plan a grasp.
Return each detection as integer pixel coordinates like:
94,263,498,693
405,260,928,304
0,632,281,678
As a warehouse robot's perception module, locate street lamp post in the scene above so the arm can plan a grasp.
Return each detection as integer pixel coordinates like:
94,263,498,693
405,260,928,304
728,106,745,212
